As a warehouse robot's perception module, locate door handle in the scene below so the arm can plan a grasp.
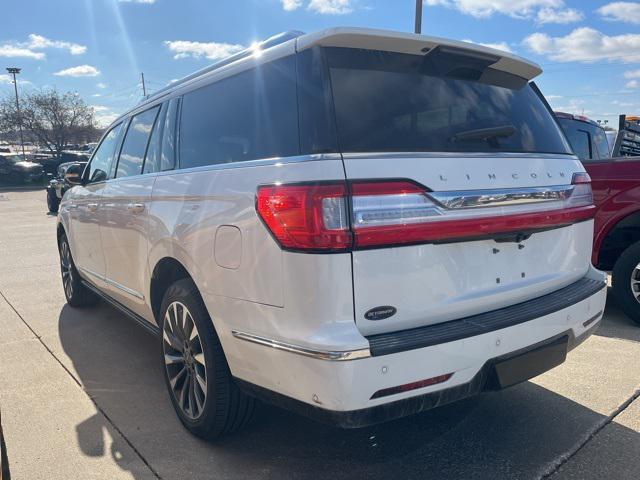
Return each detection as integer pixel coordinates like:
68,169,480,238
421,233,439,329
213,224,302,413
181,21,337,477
87,203,99,212
127,203,145,214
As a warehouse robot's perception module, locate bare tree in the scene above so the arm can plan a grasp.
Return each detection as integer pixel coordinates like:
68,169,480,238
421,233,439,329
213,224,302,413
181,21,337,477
0,89,100,157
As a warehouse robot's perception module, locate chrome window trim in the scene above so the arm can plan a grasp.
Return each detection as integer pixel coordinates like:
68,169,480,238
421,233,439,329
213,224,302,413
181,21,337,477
231,330,371,361
342,152,579,160
77,266,145,300
429,185,575,209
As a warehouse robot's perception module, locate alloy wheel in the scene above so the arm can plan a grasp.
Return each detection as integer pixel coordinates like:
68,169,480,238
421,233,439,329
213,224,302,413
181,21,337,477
630,263,640,304
60,240,73,299
163,301,207,419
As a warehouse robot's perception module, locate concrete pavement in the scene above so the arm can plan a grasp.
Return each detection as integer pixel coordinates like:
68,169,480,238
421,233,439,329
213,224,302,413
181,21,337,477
0,188,639,480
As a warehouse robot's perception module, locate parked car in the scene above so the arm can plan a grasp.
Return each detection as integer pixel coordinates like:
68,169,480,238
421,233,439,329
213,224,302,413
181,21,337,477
57,28,606,439
556,111,640,325
46,161,88,213
30,150,90,176
0,153,45,184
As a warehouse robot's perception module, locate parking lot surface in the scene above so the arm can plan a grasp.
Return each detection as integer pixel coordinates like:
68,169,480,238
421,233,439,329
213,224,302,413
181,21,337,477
0,188,639,480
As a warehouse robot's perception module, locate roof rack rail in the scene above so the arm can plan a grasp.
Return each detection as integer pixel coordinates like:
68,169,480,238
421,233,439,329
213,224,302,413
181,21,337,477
143,30,305,103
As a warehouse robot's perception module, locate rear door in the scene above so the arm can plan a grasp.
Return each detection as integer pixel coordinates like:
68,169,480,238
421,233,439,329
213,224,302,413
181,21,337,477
324,46,594,336
100,104,163,316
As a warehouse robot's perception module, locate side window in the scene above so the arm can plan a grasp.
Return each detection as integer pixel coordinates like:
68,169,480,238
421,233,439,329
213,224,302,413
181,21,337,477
161,97,179,171
143,103,167,174
565,129,591,161
591,127,611,160
179,55,299,169
116,106,160,178
87,123,122,183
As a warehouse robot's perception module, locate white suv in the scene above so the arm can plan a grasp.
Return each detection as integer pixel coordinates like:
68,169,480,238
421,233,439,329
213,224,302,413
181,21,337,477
57,28,607,439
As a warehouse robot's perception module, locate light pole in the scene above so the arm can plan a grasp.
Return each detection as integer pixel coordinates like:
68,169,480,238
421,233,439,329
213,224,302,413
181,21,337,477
415,0,422,34
6,67,26,160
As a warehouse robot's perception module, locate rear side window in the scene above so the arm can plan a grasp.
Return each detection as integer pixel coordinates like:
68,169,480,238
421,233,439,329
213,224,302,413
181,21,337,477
179,56,299,168
117,106,160,178
143,103,167,174
325,47,572,155
87,123,122,183
558,118,610,161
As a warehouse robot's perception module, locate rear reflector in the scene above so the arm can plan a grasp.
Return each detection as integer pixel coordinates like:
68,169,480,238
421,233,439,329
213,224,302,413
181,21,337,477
370,373,454,399
256,175,595,252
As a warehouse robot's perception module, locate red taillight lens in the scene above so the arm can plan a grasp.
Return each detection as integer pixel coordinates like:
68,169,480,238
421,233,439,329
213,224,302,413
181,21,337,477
256,183,352,251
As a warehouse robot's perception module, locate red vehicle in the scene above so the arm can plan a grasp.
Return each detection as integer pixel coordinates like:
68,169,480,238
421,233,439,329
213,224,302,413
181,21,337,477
556,112,640,325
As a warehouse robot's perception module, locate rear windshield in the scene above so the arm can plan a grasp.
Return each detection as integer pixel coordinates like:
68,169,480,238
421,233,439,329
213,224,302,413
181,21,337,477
557,117,611,161
325,47,572,155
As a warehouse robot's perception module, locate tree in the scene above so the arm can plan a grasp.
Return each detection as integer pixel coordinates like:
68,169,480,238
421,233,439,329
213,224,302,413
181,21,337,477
0,89,101,156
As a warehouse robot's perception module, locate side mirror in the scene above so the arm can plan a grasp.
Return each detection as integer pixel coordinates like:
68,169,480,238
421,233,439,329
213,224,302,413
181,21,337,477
64,163,84,186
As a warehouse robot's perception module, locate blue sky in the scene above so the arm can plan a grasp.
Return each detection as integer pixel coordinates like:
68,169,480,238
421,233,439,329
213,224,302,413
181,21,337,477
1,0,639,128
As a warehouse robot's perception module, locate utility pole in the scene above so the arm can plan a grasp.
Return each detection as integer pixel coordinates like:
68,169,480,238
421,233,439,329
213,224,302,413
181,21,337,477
141,72,147,97
6,67,26,160
415,0,422,34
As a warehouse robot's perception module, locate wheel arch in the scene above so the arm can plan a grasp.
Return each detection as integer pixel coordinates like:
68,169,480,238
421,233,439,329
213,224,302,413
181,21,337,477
597,209,640,270
150,257,196,323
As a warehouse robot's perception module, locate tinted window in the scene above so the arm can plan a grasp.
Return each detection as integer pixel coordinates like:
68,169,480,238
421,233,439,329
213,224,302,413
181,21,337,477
117,106,160,178
179,56,299,168
558,118,610,161
87,123,122,183
326,48,572,155
160,98,179,171
143,103,167,174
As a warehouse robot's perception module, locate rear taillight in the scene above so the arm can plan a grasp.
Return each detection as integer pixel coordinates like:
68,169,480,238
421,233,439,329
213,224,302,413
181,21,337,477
256,176,596,252
256,183,351,251
569,172,593,208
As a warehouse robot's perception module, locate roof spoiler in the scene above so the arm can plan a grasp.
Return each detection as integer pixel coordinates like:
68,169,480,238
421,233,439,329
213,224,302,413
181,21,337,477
296,27,542,81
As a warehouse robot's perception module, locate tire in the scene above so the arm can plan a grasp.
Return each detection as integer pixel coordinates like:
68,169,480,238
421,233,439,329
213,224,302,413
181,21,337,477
160,278,255,439
58,233,98,308
612,241,640,326
47,189,60,213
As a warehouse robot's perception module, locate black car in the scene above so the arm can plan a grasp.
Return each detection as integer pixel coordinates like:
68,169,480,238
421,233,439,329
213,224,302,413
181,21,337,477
46,161,87,213
0,154,45,185
31,150,90,176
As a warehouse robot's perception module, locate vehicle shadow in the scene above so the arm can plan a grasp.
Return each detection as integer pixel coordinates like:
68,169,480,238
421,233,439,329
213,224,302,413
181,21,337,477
595,292,640,343
58,303,640,480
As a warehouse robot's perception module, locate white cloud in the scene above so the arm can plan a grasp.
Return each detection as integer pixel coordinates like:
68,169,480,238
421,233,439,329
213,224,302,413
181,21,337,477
424,0,570,19
536,7,584,24
0,45,45,59
624,70,640,79
0,33,86,60
118,0,157,3
282,0,303,10
626,80,639,89
545,95,563,100
164,40,244,60
92,93,102,97
91,105,110,112
462,39,513,53
308,0,353,14
54,65,101,77
95,113,120,127
523,28,640,63
26,34,86,55
0,74,33,86
96,82,107,89
598,2,640,24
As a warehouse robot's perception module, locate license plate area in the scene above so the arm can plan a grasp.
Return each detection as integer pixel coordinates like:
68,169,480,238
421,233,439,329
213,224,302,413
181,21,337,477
491,335,568,389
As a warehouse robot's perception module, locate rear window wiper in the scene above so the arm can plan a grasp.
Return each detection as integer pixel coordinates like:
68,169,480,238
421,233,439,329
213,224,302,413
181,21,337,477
449,125,516,143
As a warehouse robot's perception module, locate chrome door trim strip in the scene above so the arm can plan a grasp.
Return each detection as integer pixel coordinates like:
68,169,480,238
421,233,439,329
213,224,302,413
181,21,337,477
429,185,574,209
342,152,578,160
77,266,144,300
231,330,371,361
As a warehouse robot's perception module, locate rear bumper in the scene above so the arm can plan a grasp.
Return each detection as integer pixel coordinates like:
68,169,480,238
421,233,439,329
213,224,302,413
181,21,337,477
231,267,607,425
